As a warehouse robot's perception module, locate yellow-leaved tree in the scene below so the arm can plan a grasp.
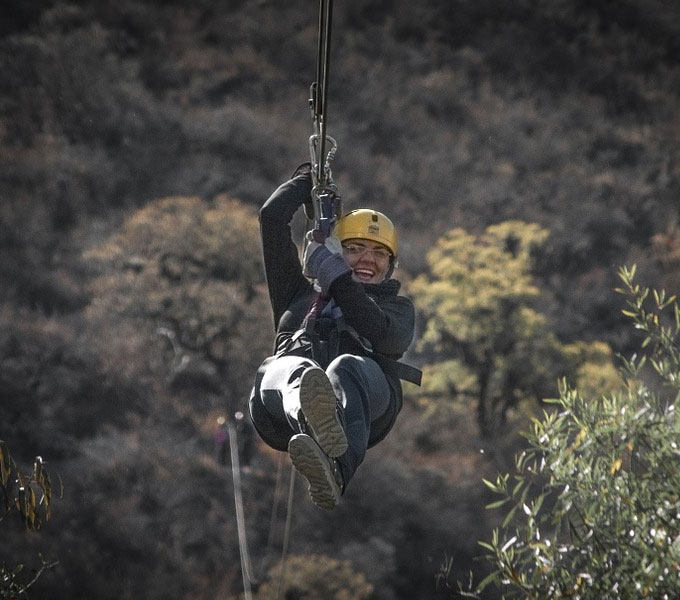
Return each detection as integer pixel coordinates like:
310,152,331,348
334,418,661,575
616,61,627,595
410,220,619,437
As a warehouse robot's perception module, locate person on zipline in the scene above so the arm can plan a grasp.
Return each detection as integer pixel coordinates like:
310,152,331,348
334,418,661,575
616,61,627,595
249,163,419,510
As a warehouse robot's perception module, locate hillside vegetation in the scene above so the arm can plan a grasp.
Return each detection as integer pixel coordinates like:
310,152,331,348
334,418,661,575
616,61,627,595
1,1,679,598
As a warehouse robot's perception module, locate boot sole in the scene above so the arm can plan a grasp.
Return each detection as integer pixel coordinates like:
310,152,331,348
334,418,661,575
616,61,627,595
288,434,340,510
299,367,348,458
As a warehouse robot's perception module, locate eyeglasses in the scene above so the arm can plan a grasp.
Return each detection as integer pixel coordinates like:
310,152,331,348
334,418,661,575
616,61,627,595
341,243,392,262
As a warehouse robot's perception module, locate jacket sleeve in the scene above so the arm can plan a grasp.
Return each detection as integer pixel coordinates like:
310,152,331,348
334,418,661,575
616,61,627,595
328,273,415,356
259,175,313,328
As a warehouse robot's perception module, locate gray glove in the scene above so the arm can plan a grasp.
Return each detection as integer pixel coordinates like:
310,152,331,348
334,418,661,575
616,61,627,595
303,230,333,278
302,231,350,292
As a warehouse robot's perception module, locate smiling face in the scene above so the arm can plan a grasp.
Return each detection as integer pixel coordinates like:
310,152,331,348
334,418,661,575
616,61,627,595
342,238,393,284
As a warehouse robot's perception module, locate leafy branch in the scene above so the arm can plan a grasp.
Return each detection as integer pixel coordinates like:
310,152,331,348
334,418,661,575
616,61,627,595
1,441,60,598
472,265,680,598
0,441,57,530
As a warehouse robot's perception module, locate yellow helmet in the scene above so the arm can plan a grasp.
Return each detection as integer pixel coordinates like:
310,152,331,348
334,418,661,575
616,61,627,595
334,209,398,256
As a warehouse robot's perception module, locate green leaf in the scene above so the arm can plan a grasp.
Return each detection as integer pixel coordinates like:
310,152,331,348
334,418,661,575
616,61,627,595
486,498,510,509
502,504,519,528
482,478,499,493
475,570,501,592
533,493,545,515
512,479,525,498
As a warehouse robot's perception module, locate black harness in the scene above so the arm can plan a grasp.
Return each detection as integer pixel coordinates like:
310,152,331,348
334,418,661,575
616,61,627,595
279,292,422,386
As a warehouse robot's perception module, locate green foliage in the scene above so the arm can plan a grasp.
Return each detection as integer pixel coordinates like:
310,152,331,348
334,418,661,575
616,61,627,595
410,221,599,436
247,554,373,600
477,265,680,598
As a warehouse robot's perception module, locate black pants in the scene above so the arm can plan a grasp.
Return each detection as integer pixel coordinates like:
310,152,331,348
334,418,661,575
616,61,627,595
252,353,397,486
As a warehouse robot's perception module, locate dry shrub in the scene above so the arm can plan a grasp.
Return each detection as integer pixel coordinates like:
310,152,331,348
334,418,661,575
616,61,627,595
83,194,273,407
0,304,147,458
253,554,373,600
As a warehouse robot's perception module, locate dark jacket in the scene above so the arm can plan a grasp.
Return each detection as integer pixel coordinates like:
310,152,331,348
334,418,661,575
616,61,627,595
259,172,416,404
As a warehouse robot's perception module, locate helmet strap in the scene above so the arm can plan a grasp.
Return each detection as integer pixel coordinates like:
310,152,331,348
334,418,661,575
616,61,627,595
384,257,398,280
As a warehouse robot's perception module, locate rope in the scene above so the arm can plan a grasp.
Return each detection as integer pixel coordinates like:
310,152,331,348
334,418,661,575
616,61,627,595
276,464,297,600
228,422,254,600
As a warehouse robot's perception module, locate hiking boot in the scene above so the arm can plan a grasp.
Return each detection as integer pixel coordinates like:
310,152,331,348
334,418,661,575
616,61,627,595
298,366,347,458
288,433,344,510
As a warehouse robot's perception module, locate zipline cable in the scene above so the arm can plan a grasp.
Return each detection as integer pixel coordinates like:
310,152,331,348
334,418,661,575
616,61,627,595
303,0,341,327
259,452,285,576
276,464,297,600
227,427,298,600
313,0,333,190
308,0,340,240
228,422,254,600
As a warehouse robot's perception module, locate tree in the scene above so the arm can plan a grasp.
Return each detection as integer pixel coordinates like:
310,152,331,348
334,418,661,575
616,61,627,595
83,194,273,409
409,221,618,436
476,265,680,598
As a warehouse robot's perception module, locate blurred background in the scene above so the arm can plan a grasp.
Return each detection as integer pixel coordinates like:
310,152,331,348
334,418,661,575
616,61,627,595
1,1,679,598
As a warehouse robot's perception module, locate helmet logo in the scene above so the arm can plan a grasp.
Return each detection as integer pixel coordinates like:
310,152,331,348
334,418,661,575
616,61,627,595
368,213,379,235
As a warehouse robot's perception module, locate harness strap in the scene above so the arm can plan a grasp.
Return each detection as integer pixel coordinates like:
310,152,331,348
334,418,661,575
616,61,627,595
293,302,423,385
372,354,423,386
331,314,422,385
299,290,334,368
